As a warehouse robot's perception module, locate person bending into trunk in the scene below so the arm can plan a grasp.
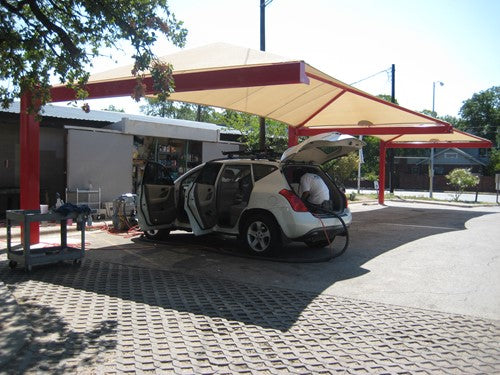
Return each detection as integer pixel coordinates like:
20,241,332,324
299,172,330,208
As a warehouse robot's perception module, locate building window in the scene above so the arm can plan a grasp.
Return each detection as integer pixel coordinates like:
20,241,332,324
434,166,445,175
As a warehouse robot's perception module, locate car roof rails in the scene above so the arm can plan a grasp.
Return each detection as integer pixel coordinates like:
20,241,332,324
222,149,280,161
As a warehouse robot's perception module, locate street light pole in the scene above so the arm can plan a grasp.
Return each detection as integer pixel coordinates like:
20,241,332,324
429,81,444,198
389,64,396,193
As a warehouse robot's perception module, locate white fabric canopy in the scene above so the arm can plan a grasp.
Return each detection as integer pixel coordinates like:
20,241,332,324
85,43,450,133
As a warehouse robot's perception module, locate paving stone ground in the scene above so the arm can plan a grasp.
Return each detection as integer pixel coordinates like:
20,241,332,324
0,258,498,374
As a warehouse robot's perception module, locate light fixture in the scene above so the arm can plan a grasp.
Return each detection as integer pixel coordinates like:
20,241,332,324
357,120,373,127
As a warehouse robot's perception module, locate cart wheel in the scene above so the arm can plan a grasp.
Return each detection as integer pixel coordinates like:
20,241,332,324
8,260,17,269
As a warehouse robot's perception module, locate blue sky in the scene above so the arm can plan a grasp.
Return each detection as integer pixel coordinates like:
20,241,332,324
88,0,500,118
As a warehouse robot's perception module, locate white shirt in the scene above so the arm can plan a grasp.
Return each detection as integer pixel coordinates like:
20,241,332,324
299,173,329,205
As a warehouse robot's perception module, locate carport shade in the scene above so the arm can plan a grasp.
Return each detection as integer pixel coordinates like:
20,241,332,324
20,43,491,242
51,42,453,135
370,129,492,204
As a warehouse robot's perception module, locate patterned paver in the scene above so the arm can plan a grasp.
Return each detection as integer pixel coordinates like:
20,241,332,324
0,259,499,374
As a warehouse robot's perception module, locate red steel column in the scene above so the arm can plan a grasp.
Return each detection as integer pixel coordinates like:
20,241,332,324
20,92,40,244
288,126,298,147
378,141,386,205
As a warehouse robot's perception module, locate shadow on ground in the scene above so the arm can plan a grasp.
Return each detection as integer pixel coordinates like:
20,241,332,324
0,296,117,373
0,205,495,336
87,205,496,284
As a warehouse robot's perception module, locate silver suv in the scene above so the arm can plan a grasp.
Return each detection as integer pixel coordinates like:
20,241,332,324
137,132,364,254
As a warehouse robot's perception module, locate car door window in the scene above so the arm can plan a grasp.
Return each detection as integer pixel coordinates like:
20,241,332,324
143,162,174,185
216,164,253,227
177,169,201,223
195,163,222,185
140,162,175,226
253,164,277,182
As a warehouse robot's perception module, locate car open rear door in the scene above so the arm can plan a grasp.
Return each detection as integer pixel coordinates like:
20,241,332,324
280,132,364,164
186,162,222,235
139,162,176,227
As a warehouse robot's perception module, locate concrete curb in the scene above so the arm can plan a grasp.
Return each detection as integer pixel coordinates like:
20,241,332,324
348,197,496,208
388,197,496,208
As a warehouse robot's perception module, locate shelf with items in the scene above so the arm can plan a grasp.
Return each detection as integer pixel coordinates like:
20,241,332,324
65,188,104,218
133,137,204,182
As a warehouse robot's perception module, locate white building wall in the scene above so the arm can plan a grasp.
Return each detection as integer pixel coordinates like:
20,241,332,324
67,128,133,203
202,142,241,162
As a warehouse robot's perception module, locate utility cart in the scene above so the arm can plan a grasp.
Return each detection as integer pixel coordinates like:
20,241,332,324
6,209,88,272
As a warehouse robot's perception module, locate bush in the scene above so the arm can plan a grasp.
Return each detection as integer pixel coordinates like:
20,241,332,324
445,168,480,201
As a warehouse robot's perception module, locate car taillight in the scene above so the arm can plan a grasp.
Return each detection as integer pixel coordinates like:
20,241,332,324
279,189,309,212
344,192,349,208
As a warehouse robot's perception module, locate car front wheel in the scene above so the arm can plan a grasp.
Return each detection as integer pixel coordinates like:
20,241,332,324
242,214,281,254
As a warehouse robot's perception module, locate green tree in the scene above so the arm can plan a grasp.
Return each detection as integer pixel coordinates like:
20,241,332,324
214,110,288,153
140,98,216,122
323,152,359,187
0,0,187,110
485,148,500,175
377,94,398,105
439,114,463,128
445,168,480,201
103,105,124,112
359,136,380,177
458,86,500,147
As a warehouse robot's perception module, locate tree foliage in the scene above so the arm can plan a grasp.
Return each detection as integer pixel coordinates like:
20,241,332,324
323,152,359,187
103,105,124,113
457,86,499,148
445,168,480,201
0,0,187,111
485,148,500,174
214,110,288,153
140,98,215,122
358,136,379,175
376,94,398,105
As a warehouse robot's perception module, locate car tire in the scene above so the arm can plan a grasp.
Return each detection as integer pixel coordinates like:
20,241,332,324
242,214,281,254
144,229,170,240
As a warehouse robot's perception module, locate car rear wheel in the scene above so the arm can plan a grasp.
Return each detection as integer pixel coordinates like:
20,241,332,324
144,229,170,240
242,214,281,254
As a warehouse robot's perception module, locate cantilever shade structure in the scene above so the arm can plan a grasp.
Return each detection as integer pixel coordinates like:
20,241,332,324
378,128,492,149
51,42,453,138
20,43,490,242
372,129,492,203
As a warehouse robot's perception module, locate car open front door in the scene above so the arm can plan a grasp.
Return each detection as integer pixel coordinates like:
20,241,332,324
139,162,176,227
186,162,222,235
